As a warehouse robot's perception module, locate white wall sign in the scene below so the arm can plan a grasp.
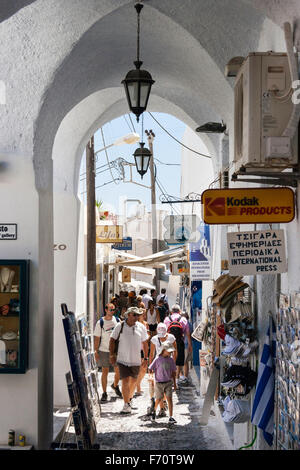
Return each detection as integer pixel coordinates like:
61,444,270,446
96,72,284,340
189,223,211,280
227,229,287,275
0,224,17,240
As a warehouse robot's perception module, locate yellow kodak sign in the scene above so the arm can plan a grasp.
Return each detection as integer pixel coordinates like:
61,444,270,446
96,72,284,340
96,225,123,243
202,188,295,224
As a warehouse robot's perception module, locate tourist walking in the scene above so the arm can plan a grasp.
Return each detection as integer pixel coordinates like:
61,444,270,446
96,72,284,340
164,304,192,382
179,312,193,384
148,322,177,417
157,288,168,306
109,307,148,414
148,341,177,424
146,299,160,338
135,306,150,396
93,303,122,402
140,288,153,309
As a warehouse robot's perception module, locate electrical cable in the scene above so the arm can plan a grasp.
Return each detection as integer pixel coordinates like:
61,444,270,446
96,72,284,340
148,112,212,159
128,113,136,133
238,425,257,450
154,158,180,166
124,115,134,133
100,127,120,185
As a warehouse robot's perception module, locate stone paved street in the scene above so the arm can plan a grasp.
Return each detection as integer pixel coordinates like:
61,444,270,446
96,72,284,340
93,371,231,450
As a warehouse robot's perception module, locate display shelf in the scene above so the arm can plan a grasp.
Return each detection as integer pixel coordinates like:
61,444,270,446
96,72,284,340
0,260,29,374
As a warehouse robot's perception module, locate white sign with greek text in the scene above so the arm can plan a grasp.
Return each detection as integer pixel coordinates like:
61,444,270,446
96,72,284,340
227,229,287,275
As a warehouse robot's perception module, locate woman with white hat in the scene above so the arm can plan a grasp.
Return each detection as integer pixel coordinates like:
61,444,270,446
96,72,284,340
147,323,177,417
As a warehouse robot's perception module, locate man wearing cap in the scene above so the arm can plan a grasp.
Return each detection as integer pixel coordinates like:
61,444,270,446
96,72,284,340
109,306,149,414
164,305,192,383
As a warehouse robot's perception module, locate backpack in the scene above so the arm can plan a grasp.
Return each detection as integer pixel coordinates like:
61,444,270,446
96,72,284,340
167,315,184,343
100,316,120,329
99,316,120,346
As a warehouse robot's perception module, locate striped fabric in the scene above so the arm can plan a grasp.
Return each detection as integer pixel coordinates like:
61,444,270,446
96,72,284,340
251,317,276,446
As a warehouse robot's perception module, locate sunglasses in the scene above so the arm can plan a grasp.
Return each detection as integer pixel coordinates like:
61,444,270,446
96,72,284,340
131,313,139,317
106,308,115,311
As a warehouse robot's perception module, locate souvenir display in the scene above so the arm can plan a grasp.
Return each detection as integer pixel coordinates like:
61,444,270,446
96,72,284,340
0,261,29,374
61,305,101,449
274,294,300,450
212,274,258,427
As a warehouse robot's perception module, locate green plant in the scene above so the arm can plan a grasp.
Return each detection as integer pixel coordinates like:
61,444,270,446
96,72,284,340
95,199,103,209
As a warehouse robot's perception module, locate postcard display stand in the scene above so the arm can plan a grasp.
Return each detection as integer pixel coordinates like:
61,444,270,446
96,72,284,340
0,260,29,374
274,293,300,450
61,304,101,449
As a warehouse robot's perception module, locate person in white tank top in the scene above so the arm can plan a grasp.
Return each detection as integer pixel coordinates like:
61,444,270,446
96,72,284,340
146,300,160,337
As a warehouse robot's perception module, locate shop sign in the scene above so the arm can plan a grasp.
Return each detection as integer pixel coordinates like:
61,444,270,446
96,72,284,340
202,188,295,224
0,224,17,240
189,223,211,280
122,268,131,283
227,229,287,275
111,237,132,251
172,261,189,276
163,215,200,245
96,225,123,243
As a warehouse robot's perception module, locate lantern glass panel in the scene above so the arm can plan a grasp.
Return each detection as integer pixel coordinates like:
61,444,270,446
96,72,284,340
128,82,139,108
140,82,151,108
134,155,143,172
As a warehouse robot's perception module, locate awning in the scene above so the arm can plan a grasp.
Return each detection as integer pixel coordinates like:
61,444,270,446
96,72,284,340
110,246,187,269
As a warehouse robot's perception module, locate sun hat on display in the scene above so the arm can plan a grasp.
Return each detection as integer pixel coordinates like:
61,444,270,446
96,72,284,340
219,281,249,308
2,331,17,340
212,274,243,305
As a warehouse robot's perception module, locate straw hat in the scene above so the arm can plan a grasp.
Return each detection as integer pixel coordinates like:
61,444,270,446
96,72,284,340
220,281,249,308
212,274,243,305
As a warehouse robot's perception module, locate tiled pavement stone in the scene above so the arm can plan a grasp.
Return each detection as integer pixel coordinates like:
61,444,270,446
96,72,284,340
54,371,231,450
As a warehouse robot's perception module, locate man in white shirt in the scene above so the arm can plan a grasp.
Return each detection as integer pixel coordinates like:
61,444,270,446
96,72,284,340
109,307,148,414
94,303,122,402
140,288,152,309
157,288,168,305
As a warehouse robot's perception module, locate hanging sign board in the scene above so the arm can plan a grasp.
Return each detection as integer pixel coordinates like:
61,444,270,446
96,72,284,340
0,224,17,240
163,215,200,245
111,237,132,251
172,261,189,276
96,225,123,243
122,268,131,283
227,229,287,275
189,223,211,280
202,188,295,224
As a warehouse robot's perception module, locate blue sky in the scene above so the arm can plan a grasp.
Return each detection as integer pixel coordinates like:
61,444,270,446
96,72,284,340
79,112,186,214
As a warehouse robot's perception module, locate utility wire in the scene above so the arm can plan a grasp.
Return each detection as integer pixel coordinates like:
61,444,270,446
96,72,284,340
154,157,180,166
100,127,120,185
148,111,212,159
128,113,136,133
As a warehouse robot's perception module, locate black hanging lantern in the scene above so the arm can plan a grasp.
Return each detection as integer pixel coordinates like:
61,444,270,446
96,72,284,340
122,2,155,122
133,142,151,179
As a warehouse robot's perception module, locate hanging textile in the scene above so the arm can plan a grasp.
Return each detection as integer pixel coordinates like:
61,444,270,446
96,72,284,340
251,317,276,446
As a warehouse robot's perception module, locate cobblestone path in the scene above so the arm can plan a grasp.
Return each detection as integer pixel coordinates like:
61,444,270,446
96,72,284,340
95,371,231,450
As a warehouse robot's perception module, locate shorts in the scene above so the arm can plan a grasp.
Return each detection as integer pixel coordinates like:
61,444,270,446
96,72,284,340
97,351,111,368
155,380,173,400
117,362,140,379
175,340,185,366
184,348,193,363
149,324,157,332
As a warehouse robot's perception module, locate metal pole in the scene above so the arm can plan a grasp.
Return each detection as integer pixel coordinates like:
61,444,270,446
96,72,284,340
146,129,160,292
86,136,97,335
